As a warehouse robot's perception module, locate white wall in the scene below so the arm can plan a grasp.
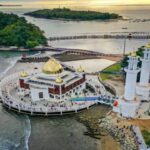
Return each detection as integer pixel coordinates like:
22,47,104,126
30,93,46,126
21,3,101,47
30,87,49,102
124,70,139,101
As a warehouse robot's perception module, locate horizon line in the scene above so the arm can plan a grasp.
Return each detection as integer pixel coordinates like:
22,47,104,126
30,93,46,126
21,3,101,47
1,3,150,7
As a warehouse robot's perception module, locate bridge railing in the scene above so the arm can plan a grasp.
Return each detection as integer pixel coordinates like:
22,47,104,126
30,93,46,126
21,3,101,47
48,32,150,41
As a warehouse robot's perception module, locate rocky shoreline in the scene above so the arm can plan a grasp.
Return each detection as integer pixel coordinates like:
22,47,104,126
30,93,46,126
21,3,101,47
76,105,110,139
75,105,122,150
99,116,138,150
75,104,139,150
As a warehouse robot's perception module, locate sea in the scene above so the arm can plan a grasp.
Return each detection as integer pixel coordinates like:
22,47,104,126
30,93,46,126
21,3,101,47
0,5,150,150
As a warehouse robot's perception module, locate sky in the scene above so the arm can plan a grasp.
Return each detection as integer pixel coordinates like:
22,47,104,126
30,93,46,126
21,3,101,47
1,0,150,8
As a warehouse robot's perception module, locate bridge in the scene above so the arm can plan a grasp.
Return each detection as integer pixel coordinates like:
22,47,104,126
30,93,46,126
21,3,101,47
18,48,123,63
48,32,150,41
71,95,117,106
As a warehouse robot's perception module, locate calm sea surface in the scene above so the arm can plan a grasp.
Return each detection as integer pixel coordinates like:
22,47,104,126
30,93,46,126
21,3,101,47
1,6,150,53
0,5,150,150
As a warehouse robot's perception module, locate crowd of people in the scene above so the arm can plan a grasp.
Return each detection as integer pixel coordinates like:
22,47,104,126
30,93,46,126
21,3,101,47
1,82,94,114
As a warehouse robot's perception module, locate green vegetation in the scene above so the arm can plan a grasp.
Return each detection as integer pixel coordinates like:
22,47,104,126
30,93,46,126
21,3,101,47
99,46,145,81
0,12,47,48
25,8,121,21
121,46,144,68
99,63,122,81
103,63,121,72
121,47,145,82
142,129,150,146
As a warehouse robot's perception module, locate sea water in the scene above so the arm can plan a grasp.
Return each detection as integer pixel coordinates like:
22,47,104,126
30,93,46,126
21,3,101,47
1,6,150,54
0,52,31,150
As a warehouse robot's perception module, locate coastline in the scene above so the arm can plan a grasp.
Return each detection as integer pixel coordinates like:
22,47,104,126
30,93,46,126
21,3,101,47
24,14,123,22
0,5,22,7
75,105,122,150
25,8,122,22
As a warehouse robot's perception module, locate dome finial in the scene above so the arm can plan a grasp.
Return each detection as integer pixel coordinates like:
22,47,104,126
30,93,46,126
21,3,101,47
129,51,137,57
55,76,63,84
77,65,84,73
145,43,150,49
20,71,28,77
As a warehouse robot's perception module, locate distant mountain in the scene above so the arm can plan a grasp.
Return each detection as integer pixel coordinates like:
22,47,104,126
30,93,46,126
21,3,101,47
0,4,22,6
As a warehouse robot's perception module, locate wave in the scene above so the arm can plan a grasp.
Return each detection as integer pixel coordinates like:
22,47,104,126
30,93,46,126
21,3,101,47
24,115,31,150
0,56,20,79
0,138,20,150
0,51,40,79
0,115,32,150
0,56,32,150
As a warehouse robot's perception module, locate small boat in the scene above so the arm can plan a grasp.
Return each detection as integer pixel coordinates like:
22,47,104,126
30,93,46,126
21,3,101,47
122,27,128,30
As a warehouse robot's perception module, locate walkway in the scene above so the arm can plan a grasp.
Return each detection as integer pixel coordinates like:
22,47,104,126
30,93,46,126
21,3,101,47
132,126,149,150
48,32,150,41
0,72,116,116
19,49,123,63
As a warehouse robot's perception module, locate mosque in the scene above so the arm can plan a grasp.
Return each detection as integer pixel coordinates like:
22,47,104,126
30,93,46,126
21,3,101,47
113,45,150,118
19,58,86,102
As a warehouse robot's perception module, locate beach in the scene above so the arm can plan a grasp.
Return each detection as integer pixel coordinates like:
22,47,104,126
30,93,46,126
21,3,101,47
63,59,116,73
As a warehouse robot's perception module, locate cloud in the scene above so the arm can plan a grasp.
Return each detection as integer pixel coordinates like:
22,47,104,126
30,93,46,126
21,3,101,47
0,0,150,5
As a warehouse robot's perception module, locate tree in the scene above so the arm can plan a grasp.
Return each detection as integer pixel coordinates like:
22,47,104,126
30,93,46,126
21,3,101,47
0,12,47,48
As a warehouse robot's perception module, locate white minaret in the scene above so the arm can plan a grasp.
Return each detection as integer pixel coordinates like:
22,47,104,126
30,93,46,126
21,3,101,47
139,48,150,86
124,56,140,101
136,46,150,101
114,56,141,118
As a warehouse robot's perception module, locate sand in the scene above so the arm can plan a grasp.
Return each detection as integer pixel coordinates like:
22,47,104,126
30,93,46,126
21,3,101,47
64,59,116,73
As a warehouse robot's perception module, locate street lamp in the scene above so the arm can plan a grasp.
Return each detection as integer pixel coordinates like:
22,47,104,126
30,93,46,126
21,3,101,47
123,33,132,56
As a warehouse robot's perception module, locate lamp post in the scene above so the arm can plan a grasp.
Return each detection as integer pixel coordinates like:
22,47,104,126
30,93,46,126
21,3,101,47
123,37,126,56
123,33,132,56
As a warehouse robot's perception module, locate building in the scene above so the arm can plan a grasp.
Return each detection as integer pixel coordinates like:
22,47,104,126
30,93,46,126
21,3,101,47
113,45,150,118
113,55,141,117
19,58,86,102
136,45,150,101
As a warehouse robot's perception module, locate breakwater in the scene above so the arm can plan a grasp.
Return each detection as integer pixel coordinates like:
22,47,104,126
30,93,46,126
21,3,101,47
48,32,150,41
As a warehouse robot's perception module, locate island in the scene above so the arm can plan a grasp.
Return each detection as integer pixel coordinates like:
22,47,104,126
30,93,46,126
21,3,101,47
0,4,22,7
0,12,47,49
25,8,122,21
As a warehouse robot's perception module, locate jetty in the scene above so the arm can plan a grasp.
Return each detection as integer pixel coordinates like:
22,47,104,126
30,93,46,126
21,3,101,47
18,48,123,63
48,32,150,41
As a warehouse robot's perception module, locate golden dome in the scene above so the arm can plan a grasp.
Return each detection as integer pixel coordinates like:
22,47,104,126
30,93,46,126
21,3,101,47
55,76,63,84
77,65,84,73
129,51,137,57
145,44,150,49
43,58,63,74
20,71,28,77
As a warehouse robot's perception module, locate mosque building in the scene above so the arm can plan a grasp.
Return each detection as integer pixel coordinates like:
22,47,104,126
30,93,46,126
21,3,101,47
19,58,86,102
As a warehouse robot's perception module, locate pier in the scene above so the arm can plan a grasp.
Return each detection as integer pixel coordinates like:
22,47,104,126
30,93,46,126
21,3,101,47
18,48,123,63
48,32,150,41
